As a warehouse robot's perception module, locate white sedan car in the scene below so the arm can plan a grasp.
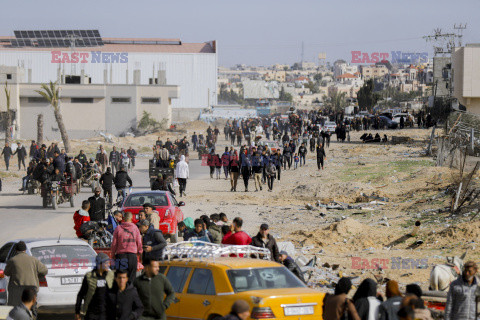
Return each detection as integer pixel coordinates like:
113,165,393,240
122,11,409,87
0,238,97,312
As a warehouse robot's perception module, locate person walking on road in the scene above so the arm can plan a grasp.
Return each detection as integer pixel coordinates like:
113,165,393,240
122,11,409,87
111,212,143,283
5,242,48,307
134,258,175,320
316,143,326,170
96,145,109,173
138,220,167,261
240,151,252,192
109,146,120,175
106,270,144,320
2,142,13,171
175,155,189,197
100,167,114,205
88,187,106,222
445,261,479,320
127,147,137,169
229,151,240,192
7,287,37,320
251,224,280,262
265,160,276,192
14,142,27,171
75,253,114,320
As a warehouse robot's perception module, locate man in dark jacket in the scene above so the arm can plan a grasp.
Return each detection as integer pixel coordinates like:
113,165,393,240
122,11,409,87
75,253,115,320
138,220,167,261
33,144,47,162
298,143,307,167
29,141,38,159
127,147,137,168
279,251,305,283
2,142,13,171
52,151,65,174
134,259,175,320
251,224,280,262
88,187,106,222
14,142,27,171
106,270,143,320
110,147,120,175
100,167,114,205
114,167,133,199
221,300,251,320
7,287,37,320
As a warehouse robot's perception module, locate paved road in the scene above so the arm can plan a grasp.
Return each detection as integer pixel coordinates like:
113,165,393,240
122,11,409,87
0,157,206,244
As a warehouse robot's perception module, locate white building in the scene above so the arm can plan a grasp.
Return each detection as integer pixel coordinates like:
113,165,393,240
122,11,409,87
0,30,217,122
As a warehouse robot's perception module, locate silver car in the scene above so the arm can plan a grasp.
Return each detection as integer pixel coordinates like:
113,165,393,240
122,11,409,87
0,238,97,312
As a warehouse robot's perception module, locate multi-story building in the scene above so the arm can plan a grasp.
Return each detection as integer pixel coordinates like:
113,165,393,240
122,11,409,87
452,44,480,114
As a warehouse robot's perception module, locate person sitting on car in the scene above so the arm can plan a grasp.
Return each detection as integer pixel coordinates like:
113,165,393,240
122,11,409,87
74,200,91,239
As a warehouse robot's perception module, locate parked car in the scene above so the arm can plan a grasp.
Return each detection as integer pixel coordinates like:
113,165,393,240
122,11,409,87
159,257,325,319
392,113,414,125
379,115,399,129
120,190,184,242
0,238,97,312
323,121,337,133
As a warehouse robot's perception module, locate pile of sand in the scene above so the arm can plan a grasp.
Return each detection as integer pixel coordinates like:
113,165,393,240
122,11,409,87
426,220,480,246
291,218,390,252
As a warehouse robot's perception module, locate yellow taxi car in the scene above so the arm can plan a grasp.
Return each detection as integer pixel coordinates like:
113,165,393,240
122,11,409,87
159,257,325,320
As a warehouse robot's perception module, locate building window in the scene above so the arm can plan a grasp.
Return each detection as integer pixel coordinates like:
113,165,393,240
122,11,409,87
6,74,12,80
111,97,131,103
71,98,94,103
141,97,161,104
27,97,48,103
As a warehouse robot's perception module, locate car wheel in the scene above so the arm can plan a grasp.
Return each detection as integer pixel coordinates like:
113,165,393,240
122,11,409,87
52,196,57,210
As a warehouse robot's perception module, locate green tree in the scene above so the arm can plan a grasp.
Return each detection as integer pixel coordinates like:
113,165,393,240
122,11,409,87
313,73,323,81
357,79,378,111
305,81,319,94
328,90,347,111
35,82,71,152
279,87,293,102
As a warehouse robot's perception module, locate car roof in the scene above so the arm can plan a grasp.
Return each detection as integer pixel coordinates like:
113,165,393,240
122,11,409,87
7,238,93,247
128,190,169,196
161,257,282,269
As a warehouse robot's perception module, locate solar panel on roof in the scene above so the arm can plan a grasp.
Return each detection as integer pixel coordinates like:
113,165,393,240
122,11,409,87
12,29,103,47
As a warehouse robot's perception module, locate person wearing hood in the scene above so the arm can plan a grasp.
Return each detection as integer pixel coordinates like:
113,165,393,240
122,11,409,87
175,155,189,197
111,212,143,283
379,280,403,320
184,219,213,243
75,253,115,320
74,200,91,238
106,269,143,320
353,278,381,320
323,277,361,320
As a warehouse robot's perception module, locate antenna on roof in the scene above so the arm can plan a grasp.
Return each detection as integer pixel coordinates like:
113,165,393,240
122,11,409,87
57,234,61,243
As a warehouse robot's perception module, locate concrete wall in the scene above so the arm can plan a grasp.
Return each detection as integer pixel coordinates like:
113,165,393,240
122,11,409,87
433,57,450,97
105,86,137,135
453,46,480,115
171,108,202,123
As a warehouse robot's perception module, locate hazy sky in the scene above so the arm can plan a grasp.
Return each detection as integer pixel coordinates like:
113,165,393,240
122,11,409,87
1,0,479,66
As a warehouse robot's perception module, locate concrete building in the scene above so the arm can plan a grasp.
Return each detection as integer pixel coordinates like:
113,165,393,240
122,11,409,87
0,31,217,122
452,45,480,114
333,63,358,79
361,65,389,79
0,65,179,139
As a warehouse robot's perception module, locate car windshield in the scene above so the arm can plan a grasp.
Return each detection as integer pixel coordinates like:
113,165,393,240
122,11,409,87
227,267,306,292
125,194,169,207
30,245,97,268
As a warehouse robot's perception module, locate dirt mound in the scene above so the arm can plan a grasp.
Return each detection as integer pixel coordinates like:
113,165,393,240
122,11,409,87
282,182,376,203
428,220,480,245
291,218,390,252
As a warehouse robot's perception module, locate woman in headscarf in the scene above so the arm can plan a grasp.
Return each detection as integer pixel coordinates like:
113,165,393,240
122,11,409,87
352,278,381,320
379,280,403,320
323,277,361,320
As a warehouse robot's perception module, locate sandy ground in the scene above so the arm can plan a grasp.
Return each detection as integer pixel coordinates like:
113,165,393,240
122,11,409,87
2,123,479,293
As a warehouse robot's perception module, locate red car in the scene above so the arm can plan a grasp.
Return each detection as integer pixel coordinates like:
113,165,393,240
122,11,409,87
120,190,185,242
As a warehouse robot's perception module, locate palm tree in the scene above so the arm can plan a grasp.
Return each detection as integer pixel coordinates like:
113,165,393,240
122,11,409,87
35,82,71,152
4,82,11,145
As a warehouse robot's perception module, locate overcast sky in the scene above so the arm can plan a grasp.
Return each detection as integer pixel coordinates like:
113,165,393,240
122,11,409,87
1,0,478,66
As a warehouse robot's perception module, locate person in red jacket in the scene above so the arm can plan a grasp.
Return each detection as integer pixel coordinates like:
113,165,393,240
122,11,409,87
222,217,252,245
73,200,91,238
111,211,143,283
